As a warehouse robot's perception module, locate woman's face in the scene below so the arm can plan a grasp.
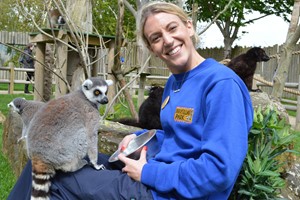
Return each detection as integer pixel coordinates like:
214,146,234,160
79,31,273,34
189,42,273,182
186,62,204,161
143,12,197,74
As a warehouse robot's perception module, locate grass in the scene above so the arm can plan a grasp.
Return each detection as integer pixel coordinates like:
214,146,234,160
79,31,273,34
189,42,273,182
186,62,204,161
0,83,34,92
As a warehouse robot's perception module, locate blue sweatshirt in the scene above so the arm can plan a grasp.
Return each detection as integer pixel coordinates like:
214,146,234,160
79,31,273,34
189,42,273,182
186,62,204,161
140,58,253,199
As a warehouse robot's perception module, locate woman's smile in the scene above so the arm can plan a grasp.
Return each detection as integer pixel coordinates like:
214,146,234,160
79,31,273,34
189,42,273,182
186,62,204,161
166,45,181,56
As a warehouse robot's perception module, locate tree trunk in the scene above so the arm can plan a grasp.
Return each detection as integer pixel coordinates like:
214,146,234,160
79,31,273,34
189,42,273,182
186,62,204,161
66,0,93,33
43,44,55,101
216,10,241,59
135,0,151,109
65,0,93,90
112,0,138,119
272,0,300,99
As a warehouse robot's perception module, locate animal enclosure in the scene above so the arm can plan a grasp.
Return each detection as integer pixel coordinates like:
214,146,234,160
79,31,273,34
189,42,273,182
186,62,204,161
1,31,300,100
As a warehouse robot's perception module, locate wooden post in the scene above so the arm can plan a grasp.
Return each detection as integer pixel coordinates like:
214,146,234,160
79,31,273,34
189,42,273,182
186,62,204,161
55,36,68,97
34,43,46,101
8,62,14,94
295,75,300,130
107,40,116,103
91,49,98,77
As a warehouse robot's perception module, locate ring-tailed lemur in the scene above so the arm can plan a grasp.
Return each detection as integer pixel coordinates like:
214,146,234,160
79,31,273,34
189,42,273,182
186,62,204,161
48,9,66,29
26,77,113,200
8,98,45,142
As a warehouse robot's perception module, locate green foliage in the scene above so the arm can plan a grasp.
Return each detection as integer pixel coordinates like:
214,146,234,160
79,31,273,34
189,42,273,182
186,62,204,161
92,0,137,39
104,98,138,120
0,0,44,32
185,0,293,25
184,0,293,54
230,105,299,200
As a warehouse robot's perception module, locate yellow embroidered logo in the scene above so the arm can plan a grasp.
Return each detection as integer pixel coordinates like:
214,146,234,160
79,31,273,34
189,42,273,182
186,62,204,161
174,107,194,123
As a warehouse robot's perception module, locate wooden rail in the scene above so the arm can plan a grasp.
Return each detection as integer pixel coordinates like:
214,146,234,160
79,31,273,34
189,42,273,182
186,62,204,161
0,62,34,94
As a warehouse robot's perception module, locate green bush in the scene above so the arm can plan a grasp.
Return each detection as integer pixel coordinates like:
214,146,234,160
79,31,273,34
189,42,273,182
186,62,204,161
230,106,299,200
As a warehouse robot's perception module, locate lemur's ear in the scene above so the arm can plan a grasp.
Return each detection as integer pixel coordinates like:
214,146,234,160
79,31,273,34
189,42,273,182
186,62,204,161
106,80,113,86
82,79,93,90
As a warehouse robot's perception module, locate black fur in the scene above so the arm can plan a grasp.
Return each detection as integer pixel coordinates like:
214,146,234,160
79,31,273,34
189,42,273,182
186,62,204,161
116,86,164,129
227,47,270,92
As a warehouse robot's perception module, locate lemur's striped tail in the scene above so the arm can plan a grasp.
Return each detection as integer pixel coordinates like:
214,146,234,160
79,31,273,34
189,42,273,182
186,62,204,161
31,157,55,200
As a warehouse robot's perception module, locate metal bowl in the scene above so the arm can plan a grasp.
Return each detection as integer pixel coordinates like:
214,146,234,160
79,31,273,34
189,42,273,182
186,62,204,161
108,129,156,162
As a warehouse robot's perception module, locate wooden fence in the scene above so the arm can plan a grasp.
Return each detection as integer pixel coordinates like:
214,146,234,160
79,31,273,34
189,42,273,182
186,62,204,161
0,31,299,99
2,37,300,99
0,63,34,94
2,44,300,97
0,31,29,45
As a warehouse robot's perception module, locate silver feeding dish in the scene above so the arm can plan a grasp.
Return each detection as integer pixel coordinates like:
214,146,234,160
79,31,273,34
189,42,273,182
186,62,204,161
108,129,157,162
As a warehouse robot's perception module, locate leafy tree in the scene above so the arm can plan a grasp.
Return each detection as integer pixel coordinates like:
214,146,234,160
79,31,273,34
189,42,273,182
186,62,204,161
92,0,136,40
185,0,294,58
0,0,44,32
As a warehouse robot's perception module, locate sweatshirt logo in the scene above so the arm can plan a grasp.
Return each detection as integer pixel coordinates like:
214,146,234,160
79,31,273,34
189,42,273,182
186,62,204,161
174,107,194,123
161,96,170,110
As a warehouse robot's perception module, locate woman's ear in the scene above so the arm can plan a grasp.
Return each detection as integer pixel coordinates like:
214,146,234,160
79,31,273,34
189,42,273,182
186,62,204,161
186,20,195,37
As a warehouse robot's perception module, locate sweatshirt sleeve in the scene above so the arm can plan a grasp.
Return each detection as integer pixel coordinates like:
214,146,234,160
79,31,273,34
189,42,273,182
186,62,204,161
141,79,253,198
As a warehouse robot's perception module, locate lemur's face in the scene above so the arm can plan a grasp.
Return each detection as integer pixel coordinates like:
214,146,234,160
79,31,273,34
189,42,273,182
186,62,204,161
8,98,25,114
82,78,113,107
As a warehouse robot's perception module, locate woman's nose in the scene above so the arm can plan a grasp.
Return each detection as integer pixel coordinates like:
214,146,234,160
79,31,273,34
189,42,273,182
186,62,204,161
163,33,174,46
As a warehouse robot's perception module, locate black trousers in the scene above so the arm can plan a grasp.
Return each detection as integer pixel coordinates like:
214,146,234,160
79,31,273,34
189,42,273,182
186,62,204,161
24,72,34,92
7,154,153,200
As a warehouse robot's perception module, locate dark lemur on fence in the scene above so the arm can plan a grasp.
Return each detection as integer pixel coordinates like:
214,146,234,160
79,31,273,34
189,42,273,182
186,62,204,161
226,47,270,92
116,86,164,130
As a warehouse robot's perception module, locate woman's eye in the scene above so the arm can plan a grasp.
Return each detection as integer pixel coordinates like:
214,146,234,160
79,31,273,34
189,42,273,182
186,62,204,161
150,36,160,43
169,25,177,31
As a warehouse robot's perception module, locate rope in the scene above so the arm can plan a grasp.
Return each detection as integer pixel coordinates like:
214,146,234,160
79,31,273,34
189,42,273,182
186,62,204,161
253,75,300,96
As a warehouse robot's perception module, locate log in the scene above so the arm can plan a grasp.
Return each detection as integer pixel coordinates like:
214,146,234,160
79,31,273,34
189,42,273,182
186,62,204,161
2,110,28,178
97,120,141,155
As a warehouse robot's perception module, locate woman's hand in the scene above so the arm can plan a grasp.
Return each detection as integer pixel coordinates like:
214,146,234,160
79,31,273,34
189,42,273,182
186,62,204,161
118,134,137,150
118,146,148,181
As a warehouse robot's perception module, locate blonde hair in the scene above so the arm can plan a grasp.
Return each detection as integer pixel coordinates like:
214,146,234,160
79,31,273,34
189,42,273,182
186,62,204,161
139,1,199,47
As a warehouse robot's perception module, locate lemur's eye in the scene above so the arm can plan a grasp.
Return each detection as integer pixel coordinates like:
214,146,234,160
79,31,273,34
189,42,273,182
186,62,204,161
94,90,101,96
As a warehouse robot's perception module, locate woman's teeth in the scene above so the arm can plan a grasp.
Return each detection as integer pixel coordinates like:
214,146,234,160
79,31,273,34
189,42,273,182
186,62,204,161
168,46,180,55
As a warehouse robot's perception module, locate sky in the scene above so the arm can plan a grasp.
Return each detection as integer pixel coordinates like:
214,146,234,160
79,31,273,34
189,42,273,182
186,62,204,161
198,12,290,48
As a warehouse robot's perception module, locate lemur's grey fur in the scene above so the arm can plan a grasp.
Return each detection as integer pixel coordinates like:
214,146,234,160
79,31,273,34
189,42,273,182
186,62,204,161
26,77,113,200
8,98,45,142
